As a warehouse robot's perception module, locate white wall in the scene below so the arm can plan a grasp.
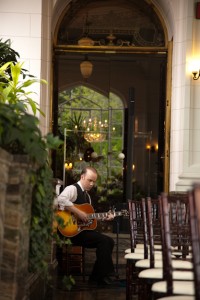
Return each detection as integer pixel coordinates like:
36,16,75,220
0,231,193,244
154,0,200,191
169,0,200,191
0,0,52,135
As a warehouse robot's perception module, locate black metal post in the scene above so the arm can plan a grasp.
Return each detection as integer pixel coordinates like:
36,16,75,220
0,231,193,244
125,87,135,200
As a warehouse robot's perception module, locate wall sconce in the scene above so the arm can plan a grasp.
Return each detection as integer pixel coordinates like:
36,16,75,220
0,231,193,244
146,144,158,153
192,70,200,80
80,55,93,79
146,144,151,151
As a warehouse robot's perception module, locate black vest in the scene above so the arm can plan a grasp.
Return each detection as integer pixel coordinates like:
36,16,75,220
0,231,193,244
74,183,89,204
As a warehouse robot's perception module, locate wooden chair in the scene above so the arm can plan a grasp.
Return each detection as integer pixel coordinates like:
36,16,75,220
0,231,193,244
188,184,200,299
136,197,163,268
54,179,86,281
155,190,199,300
62,244,85,280
124,198,149,300
137,196,193,300
151,193,194,299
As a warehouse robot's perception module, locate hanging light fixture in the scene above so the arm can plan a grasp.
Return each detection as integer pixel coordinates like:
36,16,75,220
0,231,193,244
80,55,93,79
83,117,108,143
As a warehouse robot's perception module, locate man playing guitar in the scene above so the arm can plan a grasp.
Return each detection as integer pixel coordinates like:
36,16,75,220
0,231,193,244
57,166,115,286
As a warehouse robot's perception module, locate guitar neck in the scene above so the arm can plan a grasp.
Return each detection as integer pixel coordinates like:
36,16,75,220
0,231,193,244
88,211,123,220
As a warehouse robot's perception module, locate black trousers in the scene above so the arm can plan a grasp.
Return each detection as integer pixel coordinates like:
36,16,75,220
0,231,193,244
70,230,115,280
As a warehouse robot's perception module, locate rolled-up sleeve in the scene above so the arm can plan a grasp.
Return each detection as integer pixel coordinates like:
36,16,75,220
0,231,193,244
57,185,77,210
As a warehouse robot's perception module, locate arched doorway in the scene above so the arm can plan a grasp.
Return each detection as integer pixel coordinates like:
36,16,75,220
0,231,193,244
57,85,125,207
52,0,169,199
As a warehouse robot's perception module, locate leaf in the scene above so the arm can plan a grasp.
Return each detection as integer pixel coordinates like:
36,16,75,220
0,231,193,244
10,62,23,87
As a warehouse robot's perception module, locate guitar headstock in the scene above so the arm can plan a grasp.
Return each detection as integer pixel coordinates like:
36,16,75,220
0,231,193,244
121,209,129,217
110,206,129,217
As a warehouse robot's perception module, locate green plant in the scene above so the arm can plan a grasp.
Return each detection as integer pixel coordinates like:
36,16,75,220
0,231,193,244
0,61,63,277
0,39,19,66
0,61,44,115
0,38,33,79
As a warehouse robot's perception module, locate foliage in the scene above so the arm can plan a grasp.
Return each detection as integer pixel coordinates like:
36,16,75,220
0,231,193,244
0,38,33,79
0,39,19,65
0,58,63,278
58,86,124,191
62,275,75,291
29,164,54,273
0,61,45,116
61,112,89,153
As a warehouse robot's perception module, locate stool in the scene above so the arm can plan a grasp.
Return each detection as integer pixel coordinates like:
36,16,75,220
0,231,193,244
62,244,85,281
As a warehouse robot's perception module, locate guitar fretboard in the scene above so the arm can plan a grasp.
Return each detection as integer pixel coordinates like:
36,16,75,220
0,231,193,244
88,211,123,220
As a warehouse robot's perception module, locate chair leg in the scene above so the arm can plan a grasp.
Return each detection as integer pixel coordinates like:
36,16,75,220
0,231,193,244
63,245,86,280
126,260,133,300
126,260,139,300
138,277,154,300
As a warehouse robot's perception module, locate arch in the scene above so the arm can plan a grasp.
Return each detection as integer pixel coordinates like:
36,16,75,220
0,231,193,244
59,81,127,108
52,0,174,47
51,0,173,196
52,0,71,44
152,0,174,41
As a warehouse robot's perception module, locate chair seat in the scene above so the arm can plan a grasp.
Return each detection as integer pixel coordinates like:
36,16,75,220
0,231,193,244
156,296,194,300
125,244,162,254
125,247,148,254
138,268,194,280
151,280,195,296
135,258,162,269
135,258,193,269
124,252,145,260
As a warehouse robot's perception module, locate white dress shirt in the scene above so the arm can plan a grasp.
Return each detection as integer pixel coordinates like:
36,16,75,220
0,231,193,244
57,181,91,210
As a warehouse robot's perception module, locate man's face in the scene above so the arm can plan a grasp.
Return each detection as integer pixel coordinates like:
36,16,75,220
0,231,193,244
81,170,97,191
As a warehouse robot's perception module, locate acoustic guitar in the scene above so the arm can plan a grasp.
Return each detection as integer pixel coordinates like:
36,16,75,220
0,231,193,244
56,203,128,237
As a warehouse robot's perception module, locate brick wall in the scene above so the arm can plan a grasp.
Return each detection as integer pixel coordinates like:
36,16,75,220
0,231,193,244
0,148,33,300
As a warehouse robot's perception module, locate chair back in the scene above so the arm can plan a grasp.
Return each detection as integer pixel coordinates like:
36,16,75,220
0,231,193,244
189,184,200,299
160,192,191,295
128,199,148,259
147,197,162,268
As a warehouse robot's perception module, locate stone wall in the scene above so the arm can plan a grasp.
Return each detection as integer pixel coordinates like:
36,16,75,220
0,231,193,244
0,148,33,300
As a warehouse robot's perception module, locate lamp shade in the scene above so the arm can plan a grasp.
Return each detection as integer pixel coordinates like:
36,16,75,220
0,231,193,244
80,59,93,79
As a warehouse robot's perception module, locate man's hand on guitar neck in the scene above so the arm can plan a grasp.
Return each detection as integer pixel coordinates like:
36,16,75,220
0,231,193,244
102,210,114,221
66,205,88,222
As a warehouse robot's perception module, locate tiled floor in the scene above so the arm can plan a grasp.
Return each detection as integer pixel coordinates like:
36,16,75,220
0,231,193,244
49,275,127,300
45,233,131,300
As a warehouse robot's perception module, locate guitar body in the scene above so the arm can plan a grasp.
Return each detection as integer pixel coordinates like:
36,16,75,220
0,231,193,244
56,203,97,237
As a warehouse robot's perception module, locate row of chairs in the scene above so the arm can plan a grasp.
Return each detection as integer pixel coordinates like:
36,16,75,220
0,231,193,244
125,185,200,300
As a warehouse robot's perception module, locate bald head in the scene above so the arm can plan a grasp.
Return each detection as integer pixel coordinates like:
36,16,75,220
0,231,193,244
80,167,98,191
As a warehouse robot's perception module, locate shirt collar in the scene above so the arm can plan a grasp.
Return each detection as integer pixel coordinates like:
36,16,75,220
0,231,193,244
77,181,84,192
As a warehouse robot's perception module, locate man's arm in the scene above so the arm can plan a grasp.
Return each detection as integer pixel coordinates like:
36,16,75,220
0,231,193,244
58,185,88,222
66,205,88,222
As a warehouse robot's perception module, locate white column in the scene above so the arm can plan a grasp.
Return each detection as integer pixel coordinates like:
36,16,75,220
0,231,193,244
172,0,200,191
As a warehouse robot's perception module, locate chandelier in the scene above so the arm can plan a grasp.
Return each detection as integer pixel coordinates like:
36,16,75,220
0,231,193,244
83,117,108,143
84,132,106,143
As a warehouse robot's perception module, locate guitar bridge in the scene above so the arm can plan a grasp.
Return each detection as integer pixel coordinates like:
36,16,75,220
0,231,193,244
77,219,93,228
